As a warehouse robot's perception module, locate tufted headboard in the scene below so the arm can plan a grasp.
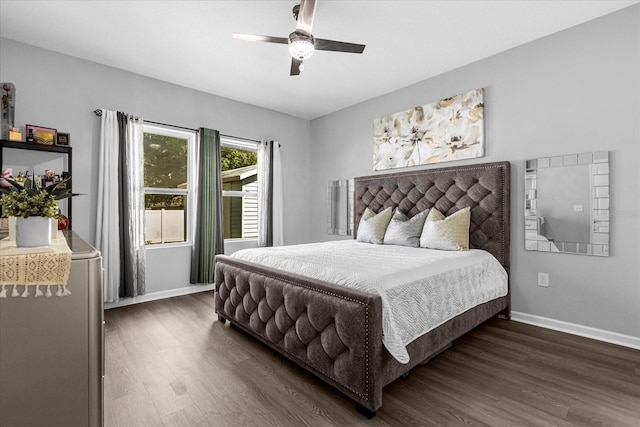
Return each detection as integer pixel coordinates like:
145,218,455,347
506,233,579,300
354,161,510,271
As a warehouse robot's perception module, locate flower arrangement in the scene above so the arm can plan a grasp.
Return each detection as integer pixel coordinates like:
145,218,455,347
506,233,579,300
0,176,74,219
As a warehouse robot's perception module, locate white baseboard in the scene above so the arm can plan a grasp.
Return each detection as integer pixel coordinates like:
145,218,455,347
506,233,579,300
511,311,640,350
104,284,215,309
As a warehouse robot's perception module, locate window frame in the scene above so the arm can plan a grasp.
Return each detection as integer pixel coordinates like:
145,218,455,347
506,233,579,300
220,137,259,242
143,124,196,248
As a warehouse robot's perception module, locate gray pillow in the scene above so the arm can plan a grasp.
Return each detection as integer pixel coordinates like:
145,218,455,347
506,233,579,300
356,207,393,244
383,209,429,247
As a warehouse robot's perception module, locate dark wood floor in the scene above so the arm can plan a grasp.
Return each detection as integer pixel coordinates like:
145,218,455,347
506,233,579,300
104,291,640,427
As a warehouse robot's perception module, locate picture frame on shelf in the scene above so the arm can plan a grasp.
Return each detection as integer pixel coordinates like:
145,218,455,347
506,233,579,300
56,132,70,146
25,124,57,145
57,171,70,189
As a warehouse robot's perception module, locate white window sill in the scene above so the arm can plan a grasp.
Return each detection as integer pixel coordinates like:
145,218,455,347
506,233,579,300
224,238,258,243
145,242,192,249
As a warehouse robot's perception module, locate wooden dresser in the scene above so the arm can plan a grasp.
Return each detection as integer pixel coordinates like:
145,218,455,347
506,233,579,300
0,232,104,427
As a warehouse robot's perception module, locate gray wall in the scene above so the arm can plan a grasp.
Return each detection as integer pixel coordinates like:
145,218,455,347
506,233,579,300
310,6,640,338
0,38,311,294
2,5,639,338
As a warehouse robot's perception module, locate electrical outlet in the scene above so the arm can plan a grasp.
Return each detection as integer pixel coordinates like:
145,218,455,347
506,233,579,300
538,272,549,287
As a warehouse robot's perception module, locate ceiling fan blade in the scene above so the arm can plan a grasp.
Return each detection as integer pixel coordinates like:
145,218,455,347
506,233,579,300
315,38,366,54
232,33,288,45
296,0,317,35
290,58,302,76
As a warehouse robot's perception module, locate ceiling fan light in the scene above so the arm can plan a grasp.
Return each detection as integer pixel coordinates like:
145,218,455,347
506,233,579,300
289,39,314,60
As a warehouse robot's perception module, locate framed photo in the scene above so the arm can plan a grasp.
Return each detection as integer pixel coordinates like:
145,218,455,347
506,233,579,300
56,132,70,146
26,124,57,146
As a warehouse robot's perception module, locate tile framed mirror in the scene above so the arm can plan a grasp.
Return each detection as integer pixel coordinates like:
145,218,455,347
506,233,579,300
327,179,354,236
524,151,609,256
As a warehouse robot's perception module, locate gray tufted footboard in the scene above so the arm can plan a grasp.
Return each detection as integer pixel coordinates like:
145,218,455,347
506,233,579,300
214,255,385,414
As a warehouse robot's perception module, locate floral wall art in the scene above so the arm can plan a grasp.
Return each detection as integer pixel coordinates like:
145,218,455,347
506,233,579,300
373,88,484,170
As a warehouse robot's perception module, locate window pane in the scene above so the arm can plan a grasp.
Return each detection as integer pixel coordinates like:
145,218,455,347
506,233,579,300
223,195,258,239
144,133,188,189
221,145,258,239
220,146,257,172
145,194,187,245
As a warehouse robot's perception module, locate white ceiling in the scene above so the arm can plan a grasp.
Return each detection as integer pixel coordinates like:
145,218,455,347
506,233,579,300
0,1,637,120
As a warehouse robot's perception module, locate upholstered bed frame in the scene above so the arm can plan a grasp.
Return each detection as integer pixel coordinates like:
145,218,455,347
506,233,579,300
214,161,510,417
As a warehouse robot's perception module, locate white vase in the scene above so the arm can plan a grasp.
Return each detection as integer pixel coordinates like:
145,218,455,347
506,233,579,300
15,216,52,248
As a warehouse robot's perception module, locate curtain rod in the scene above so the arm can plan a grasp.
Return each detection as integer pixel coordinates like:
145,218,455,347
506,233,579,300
93,109,262,144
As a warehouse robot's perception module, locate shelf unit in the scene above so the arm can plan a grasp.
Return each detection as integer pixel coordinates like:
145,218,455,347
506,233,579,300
0,139,73,229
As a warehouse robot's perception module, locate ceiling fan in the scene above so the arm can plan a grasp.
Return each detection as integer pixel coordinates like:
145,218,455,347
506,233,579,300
232,0,366,76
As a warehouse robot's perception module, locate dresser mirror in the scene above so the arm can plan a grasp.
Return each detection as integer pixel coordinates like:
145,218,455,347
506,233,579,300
525,151,609,256
327,179,354,236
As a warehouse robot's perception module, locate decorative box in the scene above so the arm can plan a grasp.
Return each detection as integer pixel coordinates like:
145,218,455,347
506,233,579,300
8,127,22,141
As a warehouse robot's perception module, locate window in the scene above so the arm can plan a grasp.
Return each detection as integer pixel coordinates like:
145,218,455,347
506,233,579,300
143,125,195,246
221,138,259,240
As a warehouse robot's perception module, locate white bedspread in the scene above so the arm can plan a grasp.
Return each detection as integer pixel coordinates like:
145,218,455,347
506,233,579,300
231,240,508,364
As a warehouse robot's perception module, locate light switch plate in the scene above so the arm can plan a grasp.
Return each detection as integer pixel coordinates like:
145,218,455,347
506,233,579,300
538,272,549,287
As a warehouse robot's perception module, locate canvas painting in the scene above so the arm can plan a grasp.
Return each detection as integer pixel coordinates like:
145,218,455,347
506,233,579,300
373,89,484,170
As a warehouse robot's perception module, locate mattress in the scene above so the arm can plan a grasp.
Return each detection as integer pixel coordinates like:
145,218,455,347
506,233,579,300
231,240,508,363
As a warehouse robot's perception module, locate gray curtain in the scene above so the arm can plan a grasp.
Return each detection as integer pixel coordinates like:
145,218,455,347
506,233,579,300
190,128,224,284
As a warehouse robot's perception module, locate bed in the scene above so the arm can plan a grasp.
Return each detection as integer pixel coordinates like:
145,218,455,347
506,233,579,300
214,161,510,417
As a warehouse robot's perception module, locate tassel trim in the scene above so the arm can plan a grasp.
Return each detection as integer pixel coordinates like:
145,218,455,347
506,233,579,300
0,284,71,298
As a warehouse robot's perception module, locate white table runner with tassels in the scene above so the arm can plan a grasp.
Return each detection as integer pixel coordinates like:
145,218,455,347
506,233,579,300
0,232,72,298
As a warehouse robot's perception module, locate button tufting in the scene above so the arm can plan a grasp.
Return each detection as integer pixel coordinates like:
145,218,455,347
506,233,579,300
354,164,508,267
218,268,357,383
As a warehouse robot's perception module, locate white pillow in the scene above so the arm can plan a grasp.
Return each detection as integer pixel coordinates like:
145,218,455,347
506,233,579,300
419,207,471,250
356,207,393,244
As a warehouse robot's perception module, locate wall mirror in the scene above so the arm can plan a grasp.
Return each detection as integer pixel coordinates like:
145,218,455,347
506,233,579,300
327,179,354,236
525,151,610,256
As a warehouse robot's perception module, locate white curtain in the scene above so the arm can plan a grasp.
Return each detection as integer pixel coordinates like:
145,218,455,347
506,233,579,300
257,141,270,247
96,110,121,303
257,140,284,247
272,142,284,246
95,110,145,303
125,118,146,297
